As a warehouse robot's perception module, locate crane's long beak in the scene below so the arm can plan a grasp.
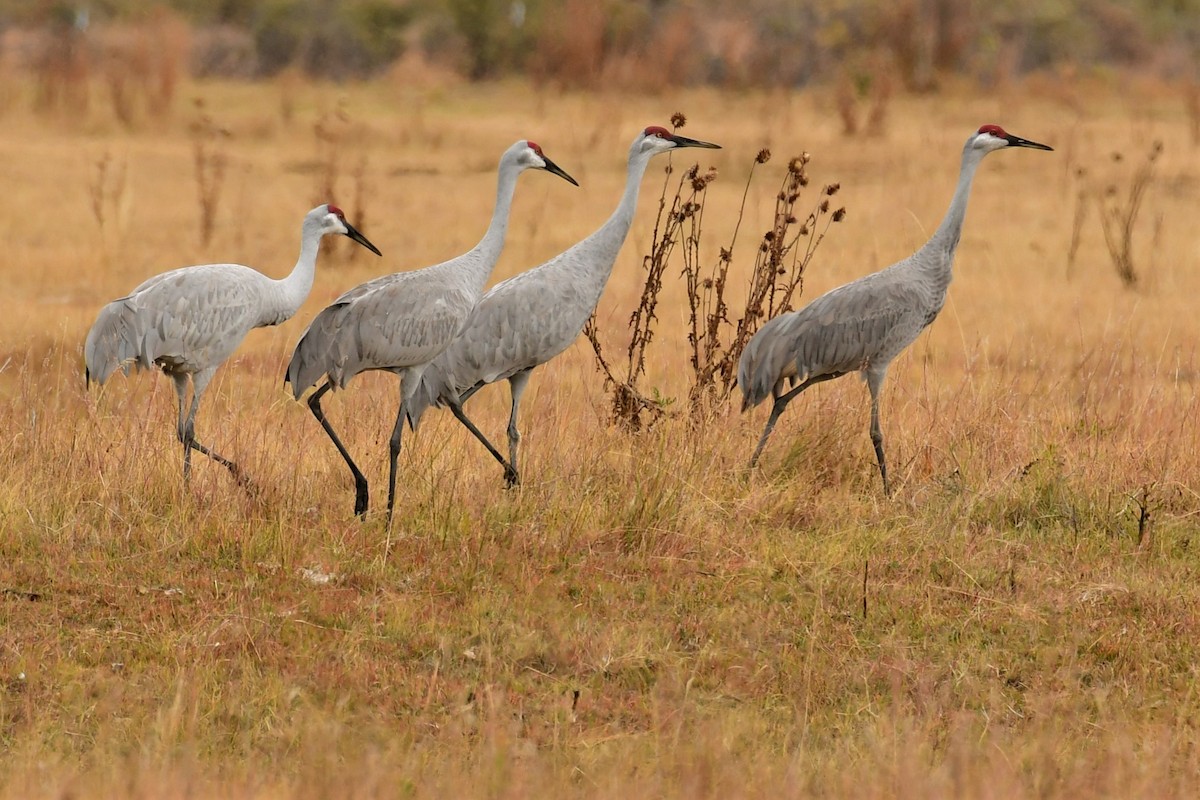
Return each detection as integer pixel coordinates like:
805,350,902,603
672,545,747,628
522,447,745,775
541,155,579,187
1006,133,1053,151
672,135,722,150
343,221,383,256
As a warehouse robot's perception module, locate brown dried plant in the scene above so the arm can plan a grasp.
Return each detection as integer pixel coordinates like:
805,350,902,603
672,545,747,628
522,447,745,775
1097,141,1162,288
189,98,229,247
584,114,707,430
684,152,844,414
313,100,355,258
586,113,846,428
88,150,130,256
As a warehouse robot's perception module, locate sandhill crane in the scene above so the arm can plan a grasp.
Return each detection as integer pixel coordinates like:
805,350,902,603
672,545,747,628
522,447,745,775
85,204,381,485
405,126,720,487
285,139,577,520
738,124,1052,493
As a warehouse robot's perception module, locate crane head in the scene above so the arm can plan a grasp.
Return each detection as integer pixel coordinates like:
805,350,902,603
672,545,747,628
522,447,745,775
640,125,722,153
317,203,382,257
973,124,1054,153
522,141,580,186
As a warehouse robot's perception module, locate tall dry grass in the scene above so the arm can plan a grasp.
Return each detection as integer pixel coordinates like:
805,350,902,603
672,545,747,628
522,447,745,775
2,76,1200,797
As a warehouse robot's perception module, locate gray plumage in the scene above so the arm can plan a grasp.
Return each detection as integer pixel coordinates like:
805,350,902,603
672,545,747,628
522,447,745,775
406,126,720,487
739,125,1053,492
284,139,578,519
84,204,381,485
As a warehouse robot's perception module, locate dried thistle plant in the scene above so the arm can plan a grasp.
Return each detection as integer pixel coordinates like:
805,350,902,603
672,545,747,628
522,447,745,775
1095,141,1162,288
189,98,229,247
683,150,845,414
586,112,847,426
313,100,354,258
584,114,709,430
88,150,130,256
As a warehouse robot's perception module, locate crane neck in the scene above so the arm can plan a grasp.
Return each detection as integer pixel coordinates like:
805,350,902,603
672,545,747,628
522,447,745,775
465,155,522,293
921,141,986,266
272,221,323,322
587,146,658,258
613,147,658,229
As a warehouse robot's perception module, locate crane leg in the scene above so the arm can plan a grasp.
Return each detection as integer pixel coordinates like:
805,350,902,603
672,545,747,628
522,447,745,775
385,398,408,527
503,369,533,488
174,372,248,489
446,397,517,486
747,373,838,468
307,380,370,517
866,369,891,495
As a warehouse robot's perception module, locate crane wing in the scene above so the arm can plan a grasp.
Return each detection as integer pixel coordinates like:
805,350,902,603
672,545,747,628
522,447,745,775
739,272,936,409
85,265,268,384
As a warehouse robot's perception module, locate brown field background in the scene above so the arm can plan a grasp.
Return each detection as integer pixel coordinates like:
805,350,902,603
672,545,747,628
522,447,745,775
2,70,1200,797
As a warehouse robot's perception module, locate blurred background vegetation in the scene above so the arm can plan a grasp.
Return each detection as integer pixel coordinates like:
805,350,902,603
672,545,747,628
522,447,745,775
1,0,1198,101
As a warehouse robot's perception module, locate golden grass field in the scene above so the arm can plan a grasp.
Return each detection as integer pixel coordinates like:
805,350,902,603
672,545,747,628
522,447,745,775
2,72,1200,797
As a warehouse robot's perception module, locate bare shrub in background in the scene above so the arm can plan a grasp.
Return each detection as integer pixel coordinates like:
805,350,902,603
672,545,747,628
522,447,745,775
835,57,893,137
189,98,228,247
311,100,373,261
88,150,131,258
1072,141,1163,289
586,114,846,429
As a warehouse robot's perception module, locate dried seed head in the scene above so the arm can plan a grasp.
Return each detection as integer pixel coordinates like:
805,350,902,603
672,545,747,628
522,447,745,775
777,191,787,201
671,111,687,129
819,199,830,213
799,225,809,235
1112,152,1123,162
759,242,769,252
777,267,786,275
702,278,714,288
764,230,776,242
756,148,771,164
787,193,799,203
825,182,841,196
719,247,732,261
833,207,846,222
799,175,809,187
685,164,699,180
788,157,803,175
786,215,797,224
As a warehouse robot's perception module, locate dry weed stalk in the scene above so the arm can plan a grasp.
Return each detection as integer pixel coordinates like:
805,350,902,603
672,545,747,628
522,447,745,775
684,152,844,413
586,113,845,427
348,153,372,262
88,151,130,255
313,101,354,258
1093,141,1162,288
584,114,706,429
189,98,229,247
834,63,893,137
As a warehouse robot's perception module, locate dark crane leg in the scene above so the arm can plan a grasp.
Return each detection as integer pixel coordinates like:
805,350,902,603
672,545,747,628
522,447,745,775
307,380,370,516
445,395,519,487
747,373,840,468
385,395,409,527
503,369,533,488
865,368,891,495
173,372,248,489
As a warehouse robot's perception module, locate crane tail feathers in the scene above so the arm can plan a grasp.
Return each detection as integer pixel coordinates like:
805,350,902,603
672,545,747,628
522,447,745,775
405,363,446,432
83,298,151,388
285,302,352,399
